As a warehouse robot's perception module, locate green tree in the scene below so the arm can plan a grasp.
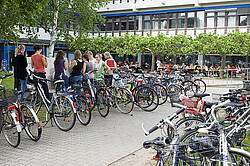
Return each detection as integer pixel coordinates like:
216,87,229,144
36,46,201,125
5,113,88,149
0,0,43,41
32,0,108,57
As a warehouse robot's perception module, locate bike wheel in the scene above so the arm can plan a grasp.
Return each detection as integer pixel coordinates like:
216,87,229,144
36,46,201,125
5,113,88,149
166,84,183,103
76,96,91,125
176,117,205,138
1,106,21,147
115,87,134,114
96,89,110,117
152,84,167,105
23,91,42,114
182,81,197,97
207,148,250,165
53,95,76,131
135,87,159,112
21,105,42,141
194,79,206,93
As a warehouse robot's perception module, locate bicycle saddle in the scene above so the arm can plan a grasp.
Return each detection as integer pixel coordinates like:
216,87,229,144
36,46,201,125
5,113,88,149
225,102,245,107
54,80,65,85
204,101,218,108
143,137,165,149
193,93,210,98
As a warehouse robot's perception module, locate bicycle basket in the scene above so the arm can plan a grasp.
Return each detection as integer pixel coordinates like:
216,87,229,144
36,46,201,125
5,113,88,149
183,98,198,108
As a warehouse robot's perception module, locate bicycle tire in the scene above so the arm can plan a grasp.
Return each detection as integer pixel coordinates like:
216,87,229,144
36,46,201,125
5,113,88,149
152,84,167,105
76,95,91,125
1,106,21,147
23,91,42,114
115,87,134,114
53,95,76,131
21,105,42,141
135,86,159,112
96,88,110,117
194,79,206,93
176,116,205,138
166,84,183,103
182,80,197,97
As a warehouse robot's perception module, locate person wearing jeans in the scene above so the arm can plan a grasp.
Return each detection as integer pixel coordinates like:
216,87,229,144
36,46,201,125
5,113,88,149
13,44,28,102
69,50,83,87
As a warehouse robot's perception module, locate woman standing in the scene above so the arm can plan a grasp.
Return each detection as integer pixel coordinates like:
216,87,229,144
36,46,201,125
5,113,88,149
13,44,28,102
31,45,50,100
54,50,69,87
69,50,83,87
82,53,93,83
104,52,116,87
94,53,105,79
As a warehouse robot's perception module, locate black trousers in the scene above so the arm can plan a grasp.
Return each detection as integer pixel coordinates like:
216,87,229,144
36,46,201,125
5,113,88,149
104,75,113,87
33,72,50,100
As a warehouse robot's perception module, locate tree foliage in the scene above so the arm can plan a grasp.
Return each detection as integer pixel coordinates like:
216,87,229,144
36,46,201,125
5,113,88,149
70,31,250,74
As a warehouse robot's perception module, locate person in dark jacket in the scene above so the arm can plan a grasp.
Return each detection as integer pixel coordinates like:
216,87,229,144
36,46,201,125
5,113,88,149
13,44,28,102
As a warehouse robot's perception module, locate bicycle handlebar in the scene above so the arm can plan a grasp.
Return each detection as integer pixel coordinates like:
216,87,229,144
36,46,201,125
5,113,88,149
141,108,184,136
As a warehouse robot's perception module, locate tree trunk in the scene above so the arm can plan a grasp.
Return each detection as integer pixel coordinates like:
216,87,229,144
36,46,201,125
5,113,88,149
151,52,155,71
220,54,226,78
48,4,58,58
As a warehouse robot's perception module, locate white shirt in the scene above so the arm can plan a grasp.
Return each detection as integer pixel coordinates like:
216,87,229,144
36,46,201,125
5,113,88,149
90,58,97,65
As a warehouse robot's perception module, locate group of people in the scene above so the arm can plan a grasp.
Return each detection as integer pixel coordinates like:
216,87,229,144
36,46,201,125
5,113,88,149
156,58,242,77
12,44,117,102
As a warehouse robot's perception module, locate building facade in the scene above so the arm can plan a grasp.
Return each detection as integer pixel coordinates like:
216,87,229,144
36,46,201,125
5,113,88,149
1,0,250,68
91,0,250,67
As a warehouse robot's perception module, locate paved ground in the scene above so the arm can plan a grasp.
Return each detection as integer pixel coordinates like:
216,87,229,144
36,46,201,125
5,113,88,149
0,87,233,166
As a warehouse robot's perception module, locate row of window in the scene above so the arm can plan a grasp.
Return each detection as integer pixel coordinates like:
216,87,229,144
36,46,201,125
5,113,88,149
97,8,250,32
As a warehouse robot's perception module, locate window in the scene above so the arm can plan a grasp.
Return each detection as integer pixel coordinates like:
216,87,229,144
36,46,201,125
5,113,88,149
114,18,120,30
160,14,168,29
207,18,214,27
121,17,127,30
169,13,176,29
227,9,236,27
128,16,134,30
217,12,225,27
206,12,215,28
239,15,247,26
197,11,204,28
187,12,194,28
178,13,185,28
136,16,142,30
143,15,150,29
106,18,112,31
152,15,159,29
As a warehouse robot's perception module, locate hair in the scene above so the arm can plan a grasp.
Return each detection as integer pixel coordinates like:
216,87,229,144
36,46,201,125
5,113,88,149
74,50,82,59
82,53,89,61
96,53,102,58
15,44,25,57
34,45,42,52
87,51,93,56
54,50,65,66
104,52,112,59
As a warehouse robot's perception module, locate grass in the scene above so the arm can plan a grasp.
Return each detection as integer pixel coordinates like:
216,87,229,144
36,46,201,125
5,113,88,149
0,72,14,90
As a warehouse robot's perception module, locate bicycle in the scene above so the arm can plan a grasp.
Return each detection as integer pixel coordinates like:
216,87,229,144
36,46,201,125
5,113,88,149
24,70,76,132
56,80,91,126
142,99,250,165
0,74,22,147
81,70,110,117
